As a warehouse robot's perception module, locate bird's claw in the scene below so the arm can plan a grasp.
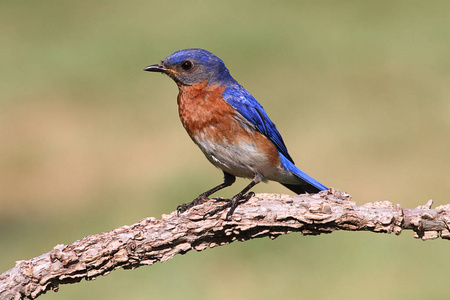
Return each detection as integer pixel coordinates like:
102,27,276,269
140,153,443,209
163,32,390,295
176,191,255,219
204,192,255,220
176,195,208,216
176,203,189,216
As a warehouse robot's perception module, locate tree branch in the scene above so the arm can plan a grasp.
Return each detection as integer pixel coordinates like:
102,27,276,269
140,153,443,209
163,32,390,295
2,189,449,299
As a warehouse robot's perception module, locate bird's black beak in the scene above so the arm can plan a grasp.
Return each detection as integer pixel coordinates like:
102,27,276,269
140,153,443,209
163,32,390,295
144,63,179,75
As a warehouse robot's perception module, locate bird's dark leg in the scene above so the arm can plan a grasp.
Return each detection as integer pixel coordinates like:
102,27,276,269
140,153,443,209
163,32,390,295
177,171,236,216
206,173,263,220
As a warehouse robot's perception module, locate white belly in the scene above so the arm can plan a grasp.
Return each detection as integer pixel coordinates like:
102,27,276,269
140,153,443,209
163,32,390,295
193,134,298,184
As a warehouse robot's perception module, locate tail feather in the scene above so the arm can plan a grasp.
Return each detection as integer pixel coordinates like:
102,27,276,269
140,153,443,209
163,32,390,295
279,153,328,194
281,182,323,194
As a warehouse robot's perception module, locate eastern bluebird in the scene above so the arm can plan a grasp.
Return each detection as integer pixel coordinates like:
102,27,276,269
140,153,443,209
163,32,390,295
144,48,328,219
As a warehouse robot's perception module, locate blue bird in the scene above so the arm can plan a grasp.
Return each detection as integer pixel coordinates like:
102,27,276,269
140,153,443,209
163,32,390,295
144,48,327,218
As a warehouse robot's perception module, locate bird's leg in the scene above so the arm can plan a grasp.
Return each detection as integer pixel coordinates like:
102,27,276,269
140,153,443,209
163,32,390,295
177,172,236,216
206,174,263,220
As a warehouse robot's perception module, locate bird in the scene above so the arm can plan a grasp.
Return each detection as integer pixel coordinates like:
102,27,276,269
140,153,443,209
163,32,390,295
144,48,328,219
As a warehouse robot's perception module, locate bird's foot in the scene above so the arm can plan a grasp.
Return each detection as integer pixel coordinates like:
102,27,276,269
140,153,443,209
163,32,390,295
205,192,255,220
176,195,209,216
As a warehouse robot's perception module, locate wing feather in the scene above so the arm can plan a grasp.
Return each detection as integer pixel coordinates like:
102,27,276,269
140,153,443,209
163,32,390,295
222,84,294,163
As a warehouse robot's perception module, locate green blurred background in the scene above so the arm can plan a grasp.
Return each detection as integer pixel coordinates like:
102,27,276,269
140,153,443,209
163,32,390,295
1,1,449,299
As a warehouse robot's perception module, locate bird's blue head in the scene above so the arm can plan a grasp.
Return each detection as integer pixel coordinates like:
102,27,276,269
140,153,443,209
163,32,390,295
144,49,235,86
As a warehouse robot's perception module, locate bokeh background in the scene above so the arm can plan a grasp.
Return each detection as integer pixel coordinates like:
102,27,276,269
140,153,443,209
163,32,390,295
1,1,449,299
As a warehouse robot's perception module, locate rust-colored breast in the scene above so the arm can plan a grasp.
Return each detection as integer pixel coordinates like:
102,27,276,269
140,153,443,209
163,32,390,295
177,81,235,140
177,81,282,173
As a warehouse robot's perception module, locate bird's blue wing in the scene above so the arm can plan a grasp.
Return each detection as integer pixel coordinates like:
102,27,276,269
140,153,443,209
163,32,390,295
223,83,328,193
222,84,294,163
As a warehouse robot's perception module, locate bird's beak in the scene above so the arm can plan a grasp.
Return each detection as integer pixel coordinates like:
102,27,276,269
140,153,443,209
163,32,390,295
143,63,179,74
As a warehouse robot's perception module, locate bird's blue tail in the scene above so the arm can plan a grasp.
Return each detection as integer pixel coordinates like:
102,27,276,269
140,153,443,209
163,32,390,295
279,154,328,194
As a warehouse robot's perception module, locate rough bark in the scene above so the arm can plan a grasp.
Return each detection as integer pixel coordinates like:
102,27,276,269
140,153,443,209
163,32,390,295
1,189,449,299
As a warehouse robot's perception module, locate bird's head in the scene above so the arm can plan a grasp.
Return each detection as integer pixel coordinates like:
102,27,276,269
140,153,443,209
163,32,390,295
144,48,234,86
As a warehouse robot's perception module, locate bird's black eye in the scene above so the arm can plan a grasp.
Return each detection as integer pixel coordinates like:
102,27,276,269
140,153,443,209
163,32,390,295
181,60,193,71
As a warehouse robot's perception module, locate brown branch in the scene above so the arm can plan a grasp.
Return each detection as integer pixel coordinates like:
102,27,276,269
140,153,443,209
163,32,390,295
1,189,449,299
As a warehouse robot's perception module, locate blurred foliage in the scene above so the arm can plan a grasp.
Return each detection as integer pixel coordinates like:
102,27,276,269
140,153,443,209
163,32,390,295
1,1,449,299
